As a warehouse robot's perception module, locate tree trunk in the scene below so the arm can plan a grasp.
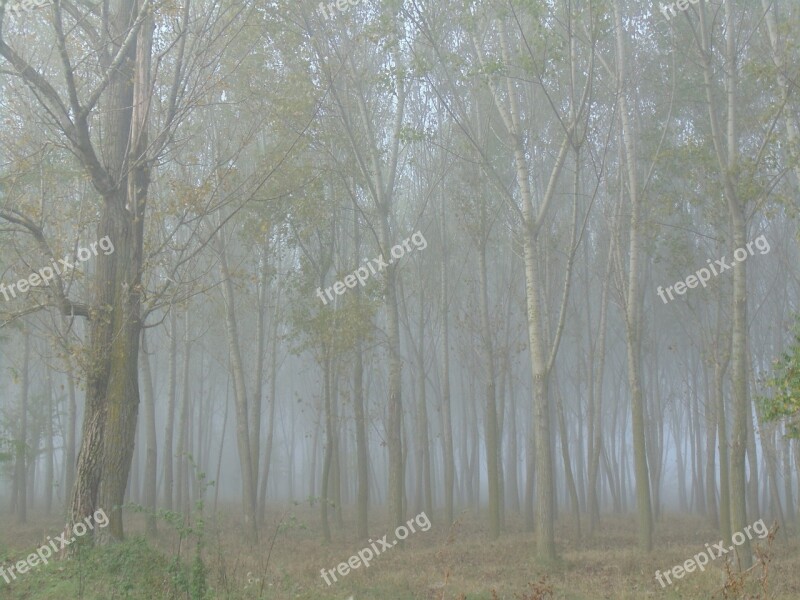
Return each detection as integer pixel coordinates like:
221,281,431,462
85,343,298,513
478,232,500,539
321,352,333,542
697,0,752,567
612,0,653,552
13,326,30,523
163,309,177,511
175,309,191,514
45,367,54,514
64,350,77,512
439,190,455,525
140,329,158,535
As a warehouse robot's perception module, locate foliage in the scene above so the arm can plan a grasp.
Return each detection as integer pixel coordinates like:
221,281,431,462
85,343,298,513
758,315,800,437
127,455,212,599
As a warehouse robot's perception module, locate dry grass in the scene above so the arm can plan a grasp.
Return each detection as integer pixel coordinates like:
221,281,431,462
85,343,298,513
2,507,800,599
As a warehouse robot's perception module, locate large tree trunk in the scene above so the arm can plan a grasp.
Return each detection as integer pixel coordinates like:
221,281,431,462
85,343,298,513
71,0,151,541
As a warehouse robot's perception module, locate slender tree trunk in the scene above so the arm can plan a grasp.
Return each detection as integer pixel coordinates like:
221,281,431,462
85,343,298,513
259,306,279,522
251,240,271,503
478,233,500,539
13,326,30,522
439,190,455,525
714,325,732,543
556,387,580,539
162,310,177,512
695,0,751,566
45,367,54,514
213,378,230,513
64,352,77,512
705,360,719,527
588,240,613,533
216,227,258,542
140,330,157,535
321,352,333,542
612,0,653,551
175,310,191,514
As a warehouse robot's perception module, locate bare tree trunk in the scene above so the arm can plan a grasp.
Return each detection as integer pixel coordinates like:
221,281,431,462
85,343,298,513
213,378,230,513
251,239,271,503
64,351,77,512
216,227,259,542
140,329,158,535
705,360,719,527
612,0,653,552
352,336,369,536
556,385,580,539
45,367,54,514
439,190,455,526
697,0,752,567
175,310,191,514
588,240,613,534
259,303,279,523
12,326,30,522
716,343,732,543
321,352,334,542
506,363,520,514
477,230,500,539
163,309,177,511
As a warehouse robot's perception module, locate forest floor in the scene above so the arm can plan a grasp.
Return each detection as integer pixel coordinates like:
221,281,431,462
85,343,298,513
1,506,798,599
